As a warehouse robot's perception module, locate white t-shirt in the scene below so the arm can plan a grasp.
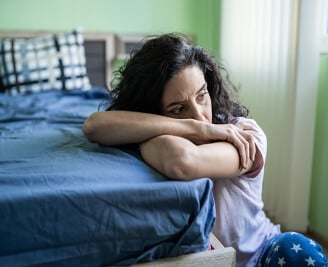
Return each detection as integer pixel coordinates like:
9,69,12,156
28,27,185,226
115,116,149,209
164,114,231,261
212,118,281,267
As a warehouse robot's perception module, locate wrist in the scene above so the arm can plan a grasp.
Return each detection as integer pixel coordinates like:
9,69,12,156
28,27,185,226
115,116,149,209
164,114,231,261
182,119,209,144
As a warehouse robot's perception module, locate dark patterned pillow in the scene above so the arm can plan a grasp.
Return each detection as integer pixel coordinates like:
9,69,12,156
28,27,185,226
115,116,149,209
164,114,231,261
0,29,91,94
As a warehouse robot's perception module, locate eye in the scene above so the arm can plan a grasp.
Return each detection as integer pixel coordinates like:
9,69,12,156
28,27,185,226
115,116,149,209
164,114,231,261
169,105,185,115
197,90,208,102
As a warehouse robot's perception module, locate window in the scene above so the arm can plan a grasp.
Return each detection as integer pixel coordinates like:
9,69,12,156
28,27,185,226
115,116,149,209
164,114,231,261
324,0,328,34
321,0,328,52
115,34,146,60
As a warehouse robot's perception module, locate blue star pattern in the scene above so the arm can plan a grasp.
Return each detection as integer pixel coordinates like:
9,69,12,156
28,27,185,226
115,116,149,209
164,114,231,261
257,232,328,266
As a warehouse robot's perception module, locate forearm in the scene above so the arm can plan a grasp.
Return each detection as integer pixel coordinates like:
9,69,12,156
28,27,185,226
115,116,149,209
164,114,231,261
82,110,203,146
140,135,198,179
140,135,253,180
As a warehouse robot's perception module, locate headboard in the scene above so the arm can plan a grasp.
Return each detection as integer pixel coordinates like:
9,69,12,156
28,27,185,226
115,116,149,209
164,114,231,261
0,30,116,89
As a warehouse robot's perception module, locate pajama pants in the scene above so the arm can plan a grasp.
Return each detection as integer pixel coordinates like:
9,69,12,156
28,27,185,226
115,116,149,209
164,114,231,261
257,232,328,266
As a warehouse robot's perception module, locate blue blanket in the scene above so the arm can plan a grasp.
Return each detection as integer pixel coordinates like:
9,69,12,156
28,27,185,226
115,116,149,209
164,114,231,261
0,89,215,267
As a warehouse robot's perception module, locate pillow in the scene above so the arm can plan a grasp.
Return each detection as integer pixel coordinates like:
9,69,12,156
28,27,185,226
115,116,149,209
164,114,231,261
0,29,91,94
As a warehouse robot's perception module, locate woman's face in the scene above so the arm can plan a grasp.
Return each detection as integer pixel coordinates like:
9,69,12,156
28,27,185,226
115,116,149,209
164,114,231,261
161,65,212,123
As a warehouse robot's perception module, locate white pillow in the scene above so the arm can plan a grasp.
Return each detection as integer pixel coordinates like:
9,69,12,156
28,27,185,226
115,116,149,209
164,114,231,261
0,29,91,94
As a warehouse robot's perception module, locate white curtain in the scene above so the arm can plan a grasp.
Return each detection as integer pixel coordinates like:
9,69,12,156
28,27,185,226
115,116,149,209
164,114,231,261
220,0,322,231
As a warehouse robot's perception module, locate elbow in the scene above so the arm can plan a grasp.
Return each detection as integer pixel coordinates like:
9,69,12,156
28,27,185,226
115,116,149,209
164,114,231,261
163,147,195,181
82,113,98,143
140,135,198,181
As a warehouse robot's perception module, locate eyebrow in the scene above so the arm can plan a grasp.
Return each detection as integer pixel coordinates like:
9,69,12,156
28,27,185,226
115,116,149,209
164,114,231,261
165,83,207,109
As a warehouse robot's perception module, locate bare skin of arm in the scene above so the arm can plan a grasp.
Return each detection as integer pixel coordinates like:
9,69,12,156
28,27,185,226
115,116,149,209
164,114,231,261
140,134,257,180
83,110,207,146
83,110,256,171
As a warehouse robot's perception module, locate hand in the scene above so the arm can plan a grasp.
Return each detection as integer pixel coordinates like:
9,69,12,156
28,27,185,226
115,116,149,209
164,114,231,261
204,122,256,169
235,121,257,167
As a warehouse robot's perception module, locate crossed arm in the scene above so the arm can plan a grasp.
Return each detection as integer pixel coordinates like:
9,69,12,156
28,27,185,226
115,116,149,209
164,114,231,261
83,110,258,180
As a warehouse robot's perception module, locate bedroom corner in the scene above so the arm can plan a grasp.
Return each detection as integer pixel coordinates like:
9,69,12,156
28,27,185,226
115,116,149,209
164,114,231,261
1,0,327,264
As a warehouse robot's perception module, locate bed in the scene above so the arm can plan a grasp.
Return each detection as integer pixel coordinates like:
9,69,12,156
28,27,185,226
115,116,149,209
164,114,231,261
0,30,236,267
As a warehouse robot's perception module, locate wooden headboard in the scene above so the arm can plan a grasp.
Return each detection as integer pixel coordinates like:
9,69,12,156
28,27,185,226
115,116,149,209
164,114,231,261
0,31,116,89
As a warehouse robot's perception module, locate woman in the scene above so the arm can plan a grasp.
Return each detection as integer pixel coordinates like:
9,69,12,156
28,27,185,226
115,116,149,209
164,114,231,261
83,34,327,267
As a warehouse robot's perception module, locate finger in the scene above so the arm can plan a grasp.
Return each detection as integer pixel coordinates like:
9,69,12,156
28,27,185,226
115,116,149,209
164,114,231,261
236,131,250,168
235,122,256,162
234,138,247,169
218,124,251,169
248,134,256,161
225,125,248,168
239,130,256,161
246,133,256,161
236,122,257,132
228,130,248,169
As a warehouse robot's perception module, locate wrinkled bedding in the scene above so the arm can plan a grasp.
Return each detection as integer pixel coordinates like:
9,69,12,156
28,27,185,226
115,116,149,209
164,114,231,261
0,88,215,267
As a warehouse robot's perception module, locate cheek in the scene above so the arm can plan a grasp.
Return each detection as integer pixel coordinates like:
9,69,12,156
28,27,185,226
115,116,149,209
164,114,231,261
206,98,213,122
160,100,166,116
207,108,212,122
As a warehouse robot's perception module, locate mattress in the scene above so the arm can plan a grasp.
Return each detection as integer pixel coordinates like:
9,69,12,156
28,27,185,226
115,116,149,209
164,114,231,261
0,88,216,267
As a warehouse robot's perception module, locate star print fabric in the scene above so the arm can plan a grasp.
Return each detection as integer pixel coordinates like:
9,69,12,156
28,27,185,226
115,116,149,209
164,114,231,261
257,232,328,266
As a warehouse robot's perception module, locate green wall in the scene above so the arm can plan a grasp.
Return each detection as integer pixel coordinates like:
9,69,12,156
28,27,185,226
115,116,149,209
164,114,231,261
309,54,328,239
2,0,327,240
0,0,221,58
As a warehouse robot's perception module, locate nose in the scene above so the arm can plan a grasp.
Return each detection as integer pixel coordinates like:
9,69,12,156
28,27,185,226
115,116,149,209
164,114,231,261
189,103,205,121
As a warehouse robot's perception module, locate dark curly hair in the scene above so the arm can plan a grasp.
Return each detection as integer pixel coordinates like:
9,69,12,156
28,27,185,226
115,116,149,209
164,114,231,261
107,33,248,124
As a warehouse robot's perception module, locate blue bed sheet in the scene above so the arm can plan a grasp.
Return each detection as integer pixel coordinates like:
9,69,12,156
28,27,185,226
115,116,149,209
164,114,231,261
0,89,215,267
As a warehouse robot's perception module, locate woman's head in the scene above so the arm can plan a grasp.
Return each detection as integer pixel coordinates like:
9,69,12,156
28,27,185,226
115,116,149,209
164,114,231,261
161,65,212,123
109,33,248,123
